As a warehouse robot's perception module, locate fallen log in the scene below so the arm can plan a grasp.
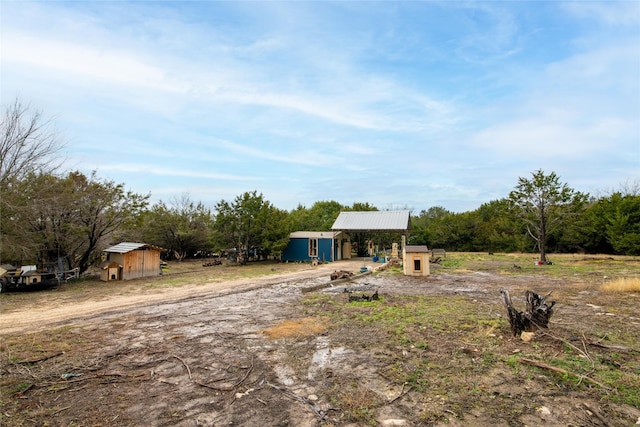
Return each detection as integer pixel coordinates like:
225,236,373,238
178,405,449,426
519,358,610,390
500,289,555,336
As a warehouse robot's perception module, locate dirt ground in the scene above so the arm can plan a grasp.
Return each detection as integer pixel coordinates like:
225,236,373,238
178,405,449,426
1,257,639,426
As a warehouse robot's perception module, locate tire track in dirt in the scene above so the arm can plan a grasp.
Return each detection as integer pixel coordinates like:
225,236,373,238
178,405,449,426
0,260,367,335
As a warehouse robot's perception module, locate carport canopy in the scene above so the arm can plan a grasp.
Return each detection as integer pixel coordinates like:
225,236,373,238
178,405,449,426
331,210,410,232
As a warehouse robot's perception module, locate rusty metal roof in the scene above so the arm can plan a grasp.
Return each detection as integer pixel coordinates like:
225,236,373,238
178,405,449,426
331,210,410,231
104,242,161,253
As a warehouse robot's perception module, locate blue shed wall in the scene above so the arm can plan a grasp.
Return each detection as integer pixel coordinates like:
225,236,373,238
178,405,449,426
318,239,333,262
281,238,334,262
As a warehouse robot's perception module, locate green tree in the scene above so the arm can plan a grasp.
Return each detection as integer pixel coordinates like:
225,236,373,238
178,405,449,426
581,192,640,255
509,170,588,263
408,206,453,248
305,200,346,230
350,202,377,212
470,199,526,253
257,204,291,259
8,171,148,274
140,194,213,261
214,191,288,263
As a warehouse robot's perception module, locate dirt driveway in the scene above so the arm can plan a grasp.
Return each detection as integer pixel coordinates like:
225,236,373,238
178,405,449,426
1,258,639,426
0,260,367,335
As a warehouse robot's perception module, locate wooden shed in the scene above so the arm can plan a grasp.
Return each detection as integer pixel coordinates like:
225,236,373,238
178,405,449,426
102,242,162,281
403,245,430,276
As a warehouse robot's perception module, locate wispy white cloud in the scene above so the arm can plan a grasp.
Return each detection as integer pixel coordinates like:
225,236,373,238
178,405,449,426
211,139,339,167
2,1,459,135
95,163,260,182
1,1,637,212
452,3,523,64
3,32,177,91
562,2,640,27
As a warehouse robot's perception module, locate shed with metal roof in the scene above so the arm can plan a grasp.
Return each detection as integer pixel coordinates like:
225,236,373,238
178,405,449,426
102,242,162,281
281,231,345,263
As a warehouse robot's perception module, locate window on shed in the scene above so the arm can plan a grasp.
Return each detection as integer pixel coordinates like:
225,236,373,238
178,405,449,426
309,238,318,257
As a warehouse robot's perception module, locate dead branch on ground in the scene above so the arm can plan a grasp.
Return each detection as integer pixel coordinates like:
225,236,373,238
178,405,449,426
12,352,65,365
268,382,327,421
173,355,192,379
194,356,256,391
519,358,611,390
581,402,610,427
386,382,411,405
588,341,638,353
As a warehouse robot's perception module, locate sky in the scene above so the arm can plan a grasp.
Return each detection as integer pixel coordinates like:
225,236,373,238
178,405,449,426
1,1,639,213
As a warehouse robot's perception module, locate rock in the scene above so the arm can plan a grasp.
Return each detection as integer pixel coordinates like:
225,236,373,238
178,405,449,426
521,331,535,342
381,419,408,426
537,406,551,416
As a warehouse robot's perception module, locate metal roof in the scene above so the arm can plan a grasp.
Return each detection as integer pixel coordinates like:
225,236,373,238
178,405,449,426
104,242,161,253
331,210,410,231
289,231,341,239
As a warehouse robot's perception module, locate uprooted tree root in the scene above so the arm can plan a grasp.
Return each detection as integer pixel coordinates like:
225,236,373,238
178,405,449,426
500,288,555,336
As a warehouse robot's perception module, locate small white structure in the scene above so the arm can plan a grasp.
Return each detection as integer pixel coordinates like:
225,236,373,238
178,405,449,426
403,245,430,276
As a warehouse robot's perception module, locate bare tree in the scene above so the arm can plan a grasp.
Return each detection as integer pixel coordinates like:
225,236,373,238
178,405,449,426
0,99,64,188
0,99,65,263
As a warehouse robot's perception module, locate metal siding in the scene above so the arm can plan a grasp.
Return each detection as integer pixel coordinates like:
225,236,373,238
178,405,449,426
318,239,332,263
331,211,410,231
281,238,310,262
281,237,335,262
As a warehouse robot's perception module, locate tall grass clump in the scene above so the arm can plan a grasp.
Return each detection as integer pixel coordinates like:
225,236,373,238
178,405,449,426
601,277,640,293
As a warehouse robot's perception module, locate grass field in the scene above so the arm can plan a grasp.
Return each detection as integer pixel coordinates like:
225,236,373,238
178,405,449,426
1,252,639,426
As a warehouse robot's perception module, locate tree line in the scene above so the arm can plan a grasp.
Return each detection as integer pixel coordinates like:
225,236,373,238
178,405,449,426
1,101,638,274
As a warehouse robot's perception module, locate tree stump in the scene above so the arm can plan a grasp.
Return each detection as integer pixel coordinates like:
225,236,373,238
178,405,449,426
500,289,555,336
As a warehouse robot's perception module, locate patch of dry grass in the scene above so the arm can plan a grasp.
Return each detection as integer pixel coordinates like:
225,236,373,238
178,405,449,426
261,317,328,338
601,277,640,292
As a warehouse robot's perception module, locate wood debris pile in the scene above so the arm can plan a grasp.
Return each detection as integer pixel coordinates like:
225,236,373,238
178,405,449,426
330,270,354,280
344,288,379,302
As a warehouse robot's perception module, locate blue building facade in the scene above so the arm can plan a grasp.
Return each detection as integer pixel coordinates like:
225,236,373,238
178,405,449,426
281,231,344,262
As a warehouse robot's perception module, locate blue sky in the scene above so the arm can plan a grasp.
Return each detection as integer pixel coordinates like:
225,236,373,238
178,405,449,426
2,1,639,213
